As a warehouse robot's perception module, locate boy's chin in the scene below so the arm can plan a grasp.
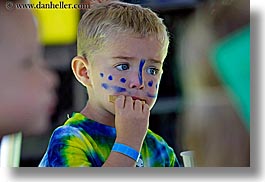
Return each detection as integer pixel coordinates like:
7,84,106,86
105,104,115,115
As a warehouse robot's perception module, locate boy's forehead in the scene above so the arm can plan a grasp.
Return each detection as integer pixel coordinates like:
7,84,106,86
103,34,166,62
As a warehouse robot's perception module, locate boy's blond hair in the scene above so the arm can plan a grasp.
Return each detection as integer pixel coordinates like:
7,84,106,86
77,0,169,60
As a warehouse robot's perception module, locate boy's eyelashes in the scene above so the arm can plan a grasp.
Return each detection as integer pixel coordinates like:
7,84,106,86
113,63,161,75
115,63,129,71
146,67,160,75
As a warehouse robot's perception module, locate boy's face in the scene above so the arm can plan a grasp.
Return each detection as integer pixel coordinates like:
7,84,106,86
0,9,58,136
87,35,166,114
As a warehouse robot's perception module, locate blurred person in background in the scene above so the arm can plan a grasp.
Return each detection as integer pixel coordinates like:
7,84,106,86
0,1,58,138
178,0,250,166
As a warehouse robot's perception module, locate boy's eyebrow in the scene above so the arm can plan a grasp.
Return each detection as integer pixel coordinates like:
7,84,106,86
113,56,162,64
112,56,134,60
149,59,162,64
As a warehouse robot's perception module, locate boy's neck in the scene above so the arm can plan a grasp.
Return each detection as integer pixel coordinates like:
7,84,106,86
80,102,115,128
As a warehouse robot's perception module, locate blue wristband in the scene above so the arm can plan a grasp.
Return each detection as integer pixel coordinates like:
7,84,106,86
112,143,140,161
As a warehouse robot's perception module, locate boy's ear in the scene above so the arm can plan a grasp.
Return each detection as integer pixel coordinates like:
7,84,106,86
71,56,92,87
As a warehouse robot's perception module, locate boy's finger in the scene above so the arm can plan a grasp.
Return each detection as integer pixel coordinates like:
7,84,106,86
143,103,150,113
114,95,125,110
124,96,133,110
134,99,143,111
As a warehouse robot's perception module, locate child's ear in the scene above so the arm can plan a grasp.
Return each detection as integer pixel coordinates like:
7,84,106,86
71,56,92,87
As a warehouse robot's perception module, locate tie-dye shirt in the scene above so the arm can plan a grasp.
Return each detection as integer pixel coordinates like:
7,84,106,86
39,112,181,167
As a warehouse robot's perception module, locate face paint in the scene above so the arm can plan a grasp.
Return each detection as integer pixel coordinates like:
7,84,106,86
100,73,104,78
112,86,127,93
108,75,113,81
147,92,157,98
101,83,127,93
101,83,109,90
148,80,153,87
120,78,126,83
138,59,145,85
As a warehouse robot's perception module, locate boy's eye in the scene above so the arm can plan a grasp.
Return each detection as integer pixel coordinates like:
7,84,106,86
115,64,129,71
146,67,159,75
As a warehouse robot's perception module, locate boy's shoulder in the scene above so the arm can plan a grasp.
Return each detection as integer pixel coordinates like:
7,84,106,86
64,112,87,126
48,113,88,140
51,112,116,139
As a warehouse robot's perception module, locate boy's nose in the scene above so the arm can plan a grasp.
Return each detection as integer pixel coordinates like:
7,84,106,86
129,72,144,89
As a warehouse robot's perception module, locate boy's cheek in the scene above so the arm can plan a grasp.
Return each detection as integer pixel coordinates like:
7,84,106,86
146,78,160,92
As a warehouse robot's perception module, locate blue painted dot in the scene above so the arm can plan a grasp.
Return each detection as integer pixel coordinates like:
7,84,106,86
155,84,158,89
148,80,153,87
101,83,109,90
120,78,126,83
108,75,113,81
100,73,104,78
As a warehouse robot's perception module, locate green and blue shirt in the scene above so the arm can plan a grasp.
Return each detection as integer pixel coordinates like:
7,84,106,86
39,112,181,167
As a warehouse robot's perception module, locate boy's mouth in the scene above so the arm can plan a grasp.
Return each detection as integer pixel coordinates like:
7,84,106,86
108,95,146,104
131,96,144,101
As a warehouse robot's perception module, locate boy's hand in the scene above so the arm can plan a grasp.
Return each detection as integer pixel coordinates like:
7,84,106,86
114,95,150,151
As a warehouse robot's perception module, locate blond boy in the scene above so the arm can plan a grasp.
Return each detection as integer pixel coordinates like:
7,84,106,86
39,0,181,167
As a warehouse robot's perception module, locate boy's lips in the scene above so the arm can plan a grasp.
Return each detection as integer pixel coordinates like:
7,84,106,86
108,95,146,103
131,96,145,102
